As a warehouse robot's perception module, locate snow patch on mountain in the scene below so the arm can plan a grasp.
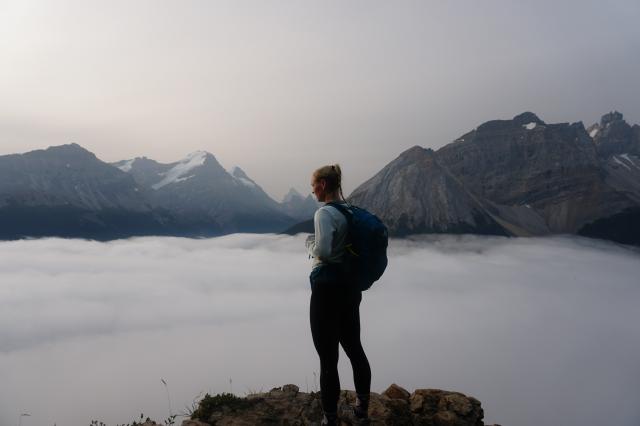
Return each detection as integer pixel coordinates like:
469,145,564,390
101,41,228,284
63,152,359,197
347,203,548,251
117,159,136,172
619,153,640,169
613,155,632,171
237,177,255,188
152,151,208,190
589,128,600,138
174,175,196,184
523,122,537,130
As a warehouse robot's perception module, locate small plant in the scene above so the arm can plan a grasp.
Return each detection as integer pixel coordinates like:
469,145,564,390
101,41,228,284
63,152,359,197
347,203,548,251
190,392,254,421
90,412,176,426
180,391,205,419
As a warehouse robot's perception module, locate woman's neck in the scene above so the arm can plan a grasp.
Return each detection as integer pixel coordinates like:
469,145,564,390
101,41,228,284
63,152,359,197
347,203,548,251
324,193,341,203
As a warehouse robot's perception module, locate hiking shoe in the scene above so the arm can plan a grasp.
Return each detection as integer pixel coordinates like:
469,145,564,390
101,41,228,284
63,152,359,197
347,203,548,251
354,394,370,420
321,412,338,426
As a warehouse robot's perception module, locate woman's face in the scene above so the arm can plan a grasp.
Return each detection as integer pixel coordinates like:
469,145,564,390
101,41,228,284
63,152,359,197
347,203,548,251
311,176,327,202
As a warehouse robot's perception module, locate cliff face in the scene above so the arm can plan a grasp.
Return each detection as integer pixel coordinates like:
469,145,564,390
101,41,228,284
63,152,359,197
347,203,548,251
349,147,508,237
588,111,640,159
178,383,499,426
433,112,632,233
348,112,640,244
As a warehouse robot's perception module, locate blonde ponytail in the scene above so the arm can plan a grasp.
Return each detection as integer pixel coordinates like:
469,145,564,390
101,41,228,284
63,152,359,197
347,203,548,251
313,164,346,201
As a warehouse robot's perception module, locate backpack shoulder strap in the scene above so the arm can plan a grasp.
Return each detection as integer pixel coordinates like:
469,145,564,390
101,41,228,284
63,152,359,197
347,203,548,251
326,202,352,225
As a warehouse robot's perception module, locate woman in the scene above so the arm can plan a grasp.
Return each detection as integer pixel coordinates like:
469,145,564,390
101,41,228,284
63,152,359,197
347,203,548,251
305,164,371,425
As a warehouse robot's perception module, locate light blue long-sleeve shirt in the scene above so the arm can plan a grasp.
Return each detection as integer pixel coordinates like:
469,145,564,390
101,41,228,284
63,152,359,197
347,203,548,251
305,203,348,270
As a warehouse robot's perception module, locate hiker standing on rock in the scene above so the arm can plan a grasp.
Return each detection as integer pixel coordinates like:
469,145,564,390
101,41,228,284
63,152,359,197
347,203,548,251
305,164,372,425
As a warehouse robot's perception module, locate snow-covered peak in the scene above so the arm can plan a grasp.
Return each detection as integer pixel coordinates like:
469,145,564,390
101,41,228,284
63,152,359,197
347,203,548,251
523,122,537,130
152,151,209,190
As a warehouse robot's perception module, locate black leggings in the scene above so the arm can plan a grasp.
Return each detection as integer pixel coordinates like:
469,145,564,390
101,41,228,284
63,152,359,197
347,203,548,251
309,269,371,414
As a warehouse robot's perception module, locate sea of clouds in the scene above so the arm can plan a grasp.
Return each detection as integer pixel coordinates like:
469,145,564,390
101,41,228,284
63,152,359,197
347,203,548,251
1,234,639,426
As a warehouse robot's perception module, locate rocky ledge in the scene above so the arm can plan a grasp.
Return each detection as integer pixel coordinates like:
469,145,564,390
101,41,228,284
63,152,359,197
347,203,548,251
175,383,500,426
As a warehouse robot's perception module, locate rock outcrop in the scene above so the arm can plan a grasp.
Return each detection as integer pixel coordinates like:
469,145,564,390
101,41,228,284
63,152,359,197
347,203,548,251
180,384,500,426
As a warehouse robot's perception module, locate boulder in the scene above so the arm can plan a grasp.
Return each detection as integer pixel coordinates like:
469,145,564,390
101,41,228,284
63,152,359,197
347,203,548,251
382,383,411,400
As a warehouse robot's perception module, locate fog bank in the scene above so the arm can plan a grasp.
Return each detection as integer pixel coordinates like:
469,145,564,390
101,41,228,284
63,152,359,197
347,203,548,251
0,234,639,426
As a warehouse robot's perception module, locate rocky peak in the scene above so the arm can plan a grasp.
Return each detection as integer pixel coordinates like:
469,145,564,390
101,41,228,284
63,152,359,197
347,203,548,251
38,143,100,164
395,145,436,165
282,187,304,203
589,111,637,158
45,142,89,153
230,165,249,180
475,112,545,134
601,110,624,127
280,187,319,221
228,166,259,190
180,383,498,426
512,111,545,127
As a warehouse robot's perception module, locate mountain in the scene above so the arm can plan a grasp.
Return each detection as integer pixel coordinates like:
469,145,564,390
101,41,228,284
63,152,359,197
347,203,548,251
587,111,640,159
4,111,639,244
0,143,170,239
587,111,640,203
347,112,640,245
280,187,320,221
349,147,508,236
0,144,298,240
112,152,296,234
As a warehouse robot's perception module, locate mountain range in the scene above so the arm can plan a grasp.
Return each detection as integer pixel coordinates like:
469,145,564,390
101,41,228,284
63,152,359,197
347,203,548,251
0,144,318,239
1,110,638,244
346,111,640,245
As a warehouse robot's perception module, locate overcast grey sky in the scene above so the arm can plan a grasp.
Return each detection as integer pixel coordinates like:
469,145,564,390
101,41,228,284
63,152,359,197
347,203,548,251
1,0,639,199
1,234,639,426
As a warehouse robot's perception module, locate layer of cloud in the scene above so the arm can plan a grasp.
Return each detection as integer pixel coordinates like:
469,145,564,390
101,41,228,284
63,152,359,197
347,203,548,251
0,234,639,426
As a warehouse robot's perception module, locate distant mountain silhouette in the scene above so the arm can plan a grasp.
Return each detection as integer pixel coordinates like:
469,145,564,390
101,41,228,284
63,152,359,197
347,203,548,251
113,152,295,234
0,143,171,239
0,145,298,239
3,111,639,244
280,187,320,221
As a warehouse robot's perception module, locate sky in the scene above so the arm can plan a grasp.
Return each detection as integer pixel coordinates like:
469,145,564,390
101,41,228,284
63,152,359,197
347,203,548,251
1,0,640,199
0,234,639,426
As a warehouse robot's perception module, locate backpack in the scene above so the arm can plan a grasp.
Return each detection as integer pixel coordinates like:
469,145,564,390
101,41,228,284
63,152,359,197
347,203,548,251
327,202,388,291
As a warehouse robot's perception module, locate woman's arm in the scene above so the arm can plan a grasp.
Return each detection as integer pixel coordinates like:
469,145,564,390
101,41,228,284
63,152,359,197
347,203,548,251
306,208,334,261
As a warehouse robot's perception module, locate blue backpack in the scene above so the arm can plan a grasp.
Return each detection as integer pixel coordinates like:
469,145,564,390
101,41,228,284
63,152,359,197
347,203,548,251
327,202,388,291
